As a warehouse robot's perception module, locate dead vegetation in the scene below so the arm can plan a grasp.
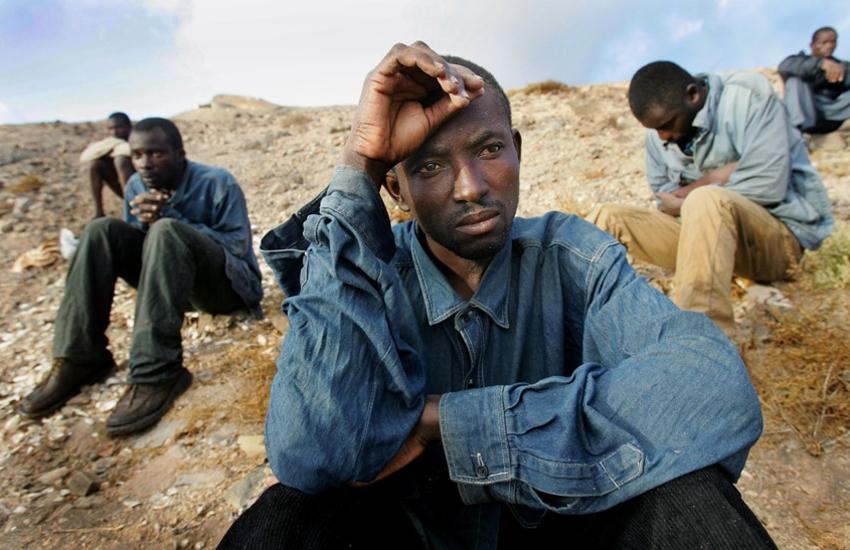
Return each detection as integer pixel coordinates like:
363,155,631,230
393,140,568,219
510,79,572,96
802,221,850,289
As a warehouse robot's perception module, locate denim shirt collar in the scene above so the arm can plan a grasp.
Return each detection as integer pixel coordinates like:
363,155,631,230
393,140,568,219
692,73,722,132
409,224,511,329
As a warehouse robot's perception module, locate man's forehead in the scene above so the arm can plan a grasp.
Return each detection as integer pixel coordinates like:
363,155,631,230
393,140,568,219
413,93,510,154
640,105,677,128
129,128,169,148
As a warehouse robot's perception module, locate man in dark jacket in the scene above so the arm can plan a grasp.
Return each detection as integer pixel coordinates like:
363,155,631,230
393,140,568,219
779,26,850,134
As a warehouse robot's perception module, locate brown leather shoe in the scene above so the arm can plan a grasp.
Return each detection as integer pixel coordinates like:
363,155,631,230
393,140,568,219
105,368,192,436
18,358,115,418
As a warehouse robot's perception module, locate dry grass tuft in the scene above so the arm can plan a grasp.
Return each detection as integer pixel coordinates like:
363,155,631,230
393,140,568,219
510,80,572,96
744,295,850,456
185,335,277,428
802,221,850,289
557,192,588,217
279,111,313,128
8,174,45,193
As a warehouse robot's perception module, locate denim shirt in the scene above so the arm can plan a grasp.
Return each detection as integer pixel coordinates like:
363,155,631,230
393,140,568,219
124,160,263,309
645,72,833,250
262,167,763,547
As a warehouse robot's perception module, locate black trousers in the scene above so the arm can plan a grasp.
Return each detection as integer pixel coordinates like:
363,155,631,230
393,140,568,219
218,465,776,549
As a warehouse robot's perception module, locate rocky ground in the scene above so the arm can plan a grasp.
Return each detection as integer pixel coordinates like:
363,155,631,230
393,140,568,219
0,73,848,549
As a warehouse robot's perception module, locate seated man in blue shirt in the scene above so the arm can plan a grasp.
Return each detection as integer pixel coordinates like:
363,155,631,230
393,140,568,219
220,43,775,548
779,26,850,134
18,117,263,436
589,61,832,332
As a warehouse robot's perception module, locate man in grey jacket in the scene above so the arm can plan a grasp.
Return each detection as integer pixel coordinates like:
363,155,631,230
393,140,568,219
779,26,850,134
589,61,833,331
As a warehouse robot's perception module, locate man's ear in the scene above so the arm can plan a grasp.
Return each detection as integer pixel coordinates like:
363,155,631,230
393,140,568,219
384,169,410,211
685,83,701,107
512,129,522,163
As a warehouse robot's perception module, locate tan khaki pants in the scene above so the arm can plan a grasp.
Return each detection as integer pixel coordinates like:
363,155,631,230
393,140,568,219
587,186,802,330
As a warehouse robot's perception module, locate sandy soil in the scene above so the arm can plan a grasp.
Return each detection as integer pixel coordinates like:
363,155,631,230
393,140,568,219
0,74,848,549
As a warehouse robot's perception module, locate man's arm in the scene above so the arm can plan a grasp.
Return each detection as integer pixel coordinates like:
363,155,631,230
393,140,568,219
721,84,791,205
264,42,485,493
437,240,762,514
778,52,823,81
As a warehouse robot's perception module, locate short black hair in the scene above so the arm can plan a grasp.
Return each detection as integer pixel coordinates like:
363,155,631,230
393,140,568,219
628,61,696,121
812,26,837,43
108,112,131,126
440,55,512,126
132,117,184,151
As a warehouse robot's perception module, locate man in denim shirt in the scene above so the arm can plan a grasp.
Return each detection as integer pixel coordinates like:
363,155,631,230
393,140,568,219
589,61,832,332
19,118,262,436
221,44,775,548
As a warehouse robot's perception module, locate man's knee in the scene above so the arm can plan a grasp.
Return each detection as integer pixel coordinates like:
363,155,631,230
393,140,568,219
145,218,184,243
681,186,734,217
587,203,628,234
82,217,128,241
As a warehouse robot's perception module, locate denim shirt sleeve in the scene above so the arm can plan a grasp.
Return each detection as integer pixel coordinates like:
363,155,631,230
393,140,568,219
264,166,427,494
439,242,763,514
721,83,791,206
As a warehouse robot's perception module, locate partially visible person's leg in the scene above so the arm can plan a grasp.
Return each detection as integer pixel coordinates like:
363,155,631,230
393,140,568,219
498,465,775,549
53,218,145,363
586,204,681,269
107,219,243,435
782,77,819,131
86,156,120,218
19,219,145,417
112,154,134,190
815,89,850,128
127,218,243,383
673,186,800,331
218,483,425,549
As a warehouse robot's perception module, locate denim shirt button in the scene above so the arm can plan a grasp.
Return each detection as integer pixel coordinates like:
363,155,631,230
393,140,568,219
471,452,489,478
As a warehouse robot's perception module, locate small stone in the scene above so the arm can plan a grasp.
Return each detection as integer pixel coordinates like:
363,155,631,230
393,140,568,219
93,456,116,476
236,435,265,459
66,471,99,496
224,466,267,510
13,197,32,216
37,466,70,486
179,538,190,548
123,499,141,508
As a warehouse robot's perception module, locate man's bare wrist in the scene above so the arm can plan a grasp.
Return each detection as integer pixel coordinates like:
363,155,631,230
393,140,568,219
340,149,390,190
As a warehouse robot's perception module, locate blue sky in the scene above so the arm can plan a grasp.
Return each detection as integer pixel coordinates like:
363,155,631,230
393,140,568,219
1,0,848,124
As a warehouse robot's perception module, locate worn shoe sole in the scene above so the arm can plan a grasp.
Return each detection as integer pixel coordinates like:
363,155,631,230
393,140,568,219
17,362,116,419
105,370,192,437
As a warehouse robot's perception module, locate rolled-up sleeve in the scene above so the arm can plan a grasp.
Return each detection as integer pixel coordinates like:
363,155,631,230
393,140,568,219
439,243,763,514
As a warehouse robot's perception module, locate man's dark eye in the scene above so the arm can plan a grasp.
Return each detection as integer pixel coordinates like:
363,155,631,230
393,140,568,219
481,143,503,156
418,161,441,174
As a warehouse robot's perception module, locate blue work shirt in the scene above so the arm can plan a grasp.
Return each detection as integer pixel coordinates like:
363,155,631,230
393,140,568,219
262,166,763,547
645,72,833,250
124,160,263,310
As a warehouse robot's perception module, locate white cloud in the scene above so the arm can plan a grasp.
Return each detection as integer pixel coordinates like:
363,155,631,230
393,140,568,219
667,17,703,42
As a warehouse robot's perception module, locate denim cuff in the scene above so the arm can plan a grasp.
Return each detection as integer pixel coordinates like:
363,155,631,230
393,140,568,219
318,166,395,263
439,386,513,504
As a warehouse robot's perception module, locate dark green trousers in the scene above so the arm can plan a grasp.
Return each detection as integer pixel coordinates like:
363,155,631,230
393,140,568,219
53,217,244,383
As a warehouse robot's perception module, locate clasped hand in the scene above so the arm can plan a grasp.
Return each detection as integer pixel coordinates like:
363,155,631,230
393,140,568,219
129,190,171,224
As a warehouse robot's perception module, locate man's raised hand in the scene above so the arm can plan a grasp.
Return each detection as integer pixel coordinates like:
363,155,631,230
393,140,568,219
342,42,485,186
